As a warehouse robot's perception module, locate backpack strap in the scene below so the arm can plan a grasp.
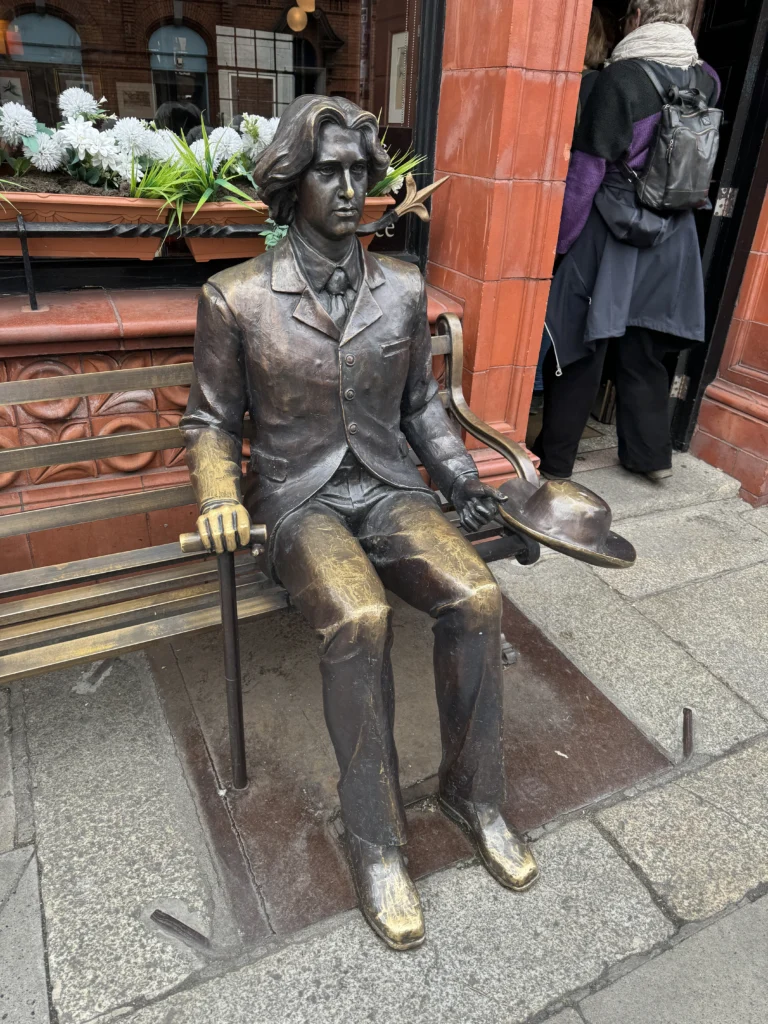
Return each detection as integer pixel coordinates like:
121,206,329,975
634,60,670,103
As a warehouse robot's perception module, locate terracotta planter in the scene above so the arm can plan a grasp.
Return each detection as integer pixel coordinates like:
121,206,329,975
0,193,167,260
181,195,396,262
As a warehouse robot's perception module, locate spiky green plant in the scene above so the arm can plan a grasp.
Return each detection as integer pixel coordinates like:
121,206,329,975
368,149,426,198
131,122,252,232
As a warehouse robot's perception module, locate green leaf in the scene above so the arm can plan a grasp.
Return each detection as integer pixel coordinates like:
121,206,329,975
36,123,53,136
21,134,39,153
217,179,251,201
191,186,214,219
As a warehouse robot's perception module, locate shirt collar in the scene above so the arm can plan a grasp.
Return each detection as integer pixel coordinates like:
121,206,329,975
290,228,362,295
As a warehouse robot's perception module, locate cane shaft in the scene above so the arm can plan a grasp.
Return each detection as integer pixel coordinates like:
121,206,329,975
218,550,247,789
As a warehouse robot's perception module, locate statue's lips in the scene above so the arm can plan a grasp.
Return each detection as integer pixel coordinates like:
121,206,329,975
333,208,358,218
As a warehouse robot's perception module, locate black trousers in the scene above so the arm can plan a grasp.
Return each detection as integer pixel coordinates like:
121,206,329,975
531,326,689,478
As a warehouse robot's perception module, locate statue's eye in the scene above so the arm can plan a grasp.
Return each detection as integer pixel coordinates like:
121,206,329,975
317,165,336,178
351,163,367,178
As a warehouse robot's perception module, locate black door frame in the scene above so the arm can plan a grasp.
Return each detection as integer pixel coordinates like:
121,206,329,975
407,0,446,268
671,0,768,447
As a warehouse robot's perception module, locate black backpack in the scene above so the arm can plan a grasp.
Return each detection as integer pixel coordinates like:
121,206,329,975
624,61,722,213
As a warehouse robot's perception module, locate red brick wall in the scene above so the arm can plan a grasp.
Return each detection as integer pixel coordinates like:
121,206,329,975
426,0,591,454
691,188,768,506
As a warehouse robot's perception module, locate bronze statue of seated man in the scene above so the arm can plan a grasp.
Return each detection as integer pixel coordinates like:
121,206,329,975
181,94,539,951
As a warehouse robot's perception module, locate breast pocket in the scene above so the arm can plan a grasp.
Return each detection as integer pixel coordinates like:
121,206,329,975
380,338,410,359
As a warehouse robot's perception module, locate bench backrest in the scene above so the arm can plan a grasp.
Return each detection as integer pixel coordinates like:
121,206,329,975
0,317,462,547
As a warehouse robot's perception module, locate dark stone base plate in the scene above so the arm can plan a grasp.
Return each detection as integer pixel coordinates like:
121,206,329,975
149,594,670,942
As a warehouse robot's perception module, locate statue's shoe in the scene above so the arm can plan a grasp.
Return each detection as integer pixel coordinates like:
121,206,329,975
346,832,425,951
439,795,540,891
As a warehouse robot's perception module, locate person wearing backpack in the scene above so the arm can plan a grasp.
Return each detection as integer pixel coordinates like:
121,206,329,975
531,0,721,482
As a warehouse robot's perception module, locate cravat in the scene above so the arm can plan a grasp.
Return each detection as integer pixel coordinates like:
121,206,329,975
324,267,353,328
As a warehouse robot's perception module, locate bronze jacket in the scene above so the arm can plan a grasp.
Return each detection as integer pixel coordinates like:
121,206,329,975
181,236,478,561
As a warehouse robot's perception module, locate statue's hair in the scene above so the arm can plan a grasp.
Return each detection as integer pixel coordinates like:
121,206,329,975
252,95,390,226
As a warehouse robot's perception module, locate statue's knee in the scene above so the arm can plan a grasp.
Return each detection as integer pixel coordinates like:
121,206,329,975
458,578,502,627
337,600,392,648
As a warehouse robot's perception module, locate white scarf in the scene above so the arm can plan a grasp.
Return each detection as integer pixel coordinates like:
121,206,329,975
606,23,700,67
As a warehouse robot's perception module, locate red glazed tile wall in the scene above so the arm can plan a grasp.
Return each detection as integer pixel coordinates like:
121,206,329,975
691,187,768,506
428,0,591,443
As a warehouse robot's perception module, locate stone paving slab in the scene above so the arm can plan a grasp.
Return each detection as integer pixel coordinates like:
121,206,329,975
599,742,768,920
638,562,768,718
0,848,50,1023
580,896,768,1023
126,822,672,1024
676,740,768,830
0,688,13,854
593,500,768,600
494,557,764,758
546,1012,584,1024
574,453,739,522
572,447,621,474
23,654,242,1024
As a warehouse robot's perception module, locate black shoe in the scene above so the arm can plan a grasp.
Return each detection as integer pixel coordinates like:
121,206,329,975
440,795,539,891
346,832,425,951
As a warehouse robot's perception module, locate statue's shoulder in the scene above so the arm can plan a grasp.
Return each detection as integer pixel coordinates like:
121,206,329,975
367,251,425,293
204,249,274,305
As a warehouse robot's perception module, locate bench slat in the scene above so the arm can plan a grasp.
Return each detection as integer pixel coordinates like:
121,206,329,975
0,336,449,410
0,485,195,541
0,540,205,597
0,363,195,407
0,557,263,626
0,427,185,473
0,587,289,684
0,574,268,652
431,333,450,356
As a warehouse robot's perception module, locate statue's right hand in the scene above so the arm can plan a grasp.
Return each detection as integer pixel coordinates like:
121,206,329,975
196,499,251,554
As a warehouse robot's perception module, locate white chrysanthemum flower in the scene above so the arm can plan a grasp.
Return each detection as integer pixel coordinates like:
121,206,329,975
144,128,181,163
25,131,65,172
0,102,37,146
240,113,279,159
57,116,105,162
208,125,243,168
190,138,208,164
58,87,103,120
381,165,404,195
110,116,151,155
108,148,143,183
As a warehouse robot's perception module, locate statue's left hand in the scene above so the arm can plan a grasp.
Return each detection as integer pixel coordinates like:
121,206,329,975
451,476,508,532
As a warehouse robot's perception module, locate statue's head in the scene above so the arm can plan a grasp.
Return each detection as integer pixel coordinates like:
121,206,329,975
252,95,389,240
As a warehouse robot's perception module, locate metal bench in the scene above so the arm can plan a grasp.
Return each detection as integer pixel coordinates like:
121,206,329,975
0,312,540,784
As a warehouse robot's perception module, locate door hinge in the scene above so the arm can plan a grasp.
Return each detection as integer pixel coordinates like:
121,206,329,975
670,374,690,400
713,187,738,218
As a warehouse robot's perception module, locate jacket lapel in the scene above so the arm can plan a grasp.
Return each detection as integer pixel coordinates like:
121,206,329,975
270,236,386,345
271,237,340,341
339,247,385,347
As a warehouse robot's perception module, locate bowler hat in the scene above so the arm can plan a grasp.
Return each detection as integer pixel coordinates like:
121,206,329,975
498,477,636,569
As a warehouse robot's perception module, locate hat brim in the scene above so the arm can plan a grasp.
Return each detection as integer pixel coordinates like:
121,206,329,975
498,479,636,569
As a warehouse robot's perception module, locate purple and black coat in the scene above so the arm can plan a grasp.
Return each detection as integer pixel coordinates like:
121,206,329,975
545,59,721,370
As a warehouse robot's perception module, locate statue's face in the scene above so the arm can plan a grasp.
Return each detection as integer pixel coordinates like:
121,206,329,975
296,123,368,240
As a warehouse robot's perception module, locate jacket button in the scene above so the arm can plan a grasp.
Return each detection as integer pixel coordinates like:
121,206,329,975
344,388,355,400
345,354,355,365
348,423,358,434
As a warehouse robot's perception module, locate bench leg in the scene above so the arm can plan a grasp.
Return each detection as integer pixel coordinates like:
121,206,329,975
218,551,247,790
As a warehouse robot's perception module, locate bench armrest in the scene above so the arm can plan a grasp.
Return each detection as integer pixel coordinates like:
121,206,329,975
437,313,539,487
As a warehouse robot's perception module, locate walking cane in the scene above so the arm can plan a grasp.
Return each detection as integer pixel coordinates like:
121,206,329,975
179,524,267,790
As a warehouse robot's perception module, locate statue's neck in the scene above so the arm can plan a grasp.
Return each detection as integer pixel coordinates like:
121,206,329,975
292,215,356,264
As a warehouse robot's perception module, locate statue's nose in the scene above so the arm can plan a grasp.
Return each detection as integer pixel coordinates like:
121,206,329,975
341,169,354,199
